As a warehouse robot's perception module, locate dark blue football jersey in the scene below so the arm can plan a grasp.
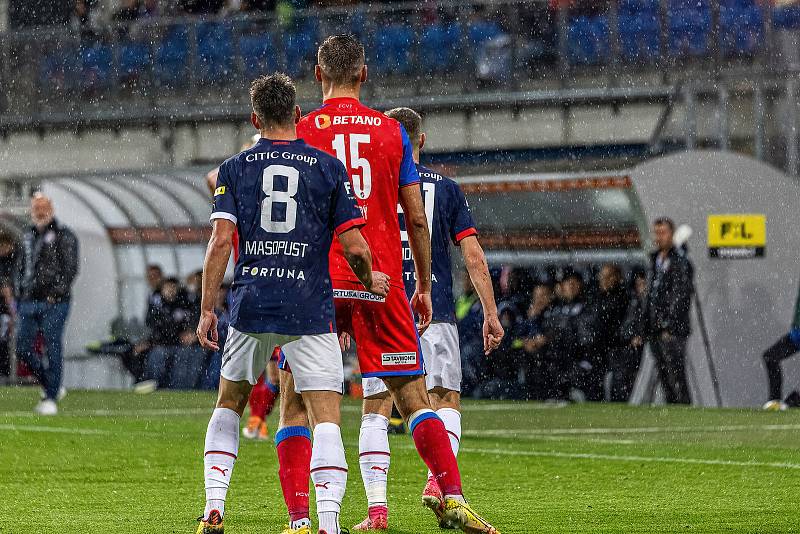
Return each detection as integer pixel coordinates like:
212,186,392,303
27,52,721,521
399,164,477,323
211,137,365,335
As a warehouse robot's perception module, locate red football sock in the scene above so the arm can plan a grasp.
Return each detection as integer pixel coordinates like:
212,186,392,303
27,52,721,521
410,413,463,496
276,427,312,521
248,374,267,420
263,381,278,418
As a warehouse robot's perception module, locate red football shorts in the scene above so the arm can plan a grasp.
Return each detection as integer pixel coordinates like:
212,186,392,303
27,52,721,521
333,280,423,378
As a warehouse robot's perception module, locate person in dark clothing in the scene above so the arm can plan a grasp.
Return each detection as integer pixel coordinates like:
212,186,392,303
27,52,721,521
612,270,648,402
14,193,80,415
646,218,694,405
142,277,204,389
0,235,18,382
456,272,486,397
518,283,555,400
586,264,629,401
761,281,800,406
539,269,589,400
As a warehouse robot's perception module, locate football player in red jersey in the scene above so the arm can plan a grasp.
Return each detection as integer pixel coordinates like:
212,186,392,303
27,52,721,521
206,137,279,442
274,35,499,534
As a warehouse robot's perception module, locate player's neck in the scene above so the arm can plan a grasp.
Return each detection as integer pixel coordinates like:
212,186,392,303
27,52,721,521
259,127,297,142
322,84,361,102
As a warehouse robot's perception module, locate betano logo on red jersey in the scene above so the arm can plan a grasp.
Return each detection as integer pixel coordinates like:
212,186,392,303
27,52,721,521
315,113,382,129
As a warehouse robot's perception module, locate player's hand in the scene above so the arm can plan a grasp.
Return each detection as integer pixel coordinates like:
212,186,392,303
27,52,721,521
367,271,391,297
339,332,351,351
411,291,433,335
196,310,219,351
483,314,504,355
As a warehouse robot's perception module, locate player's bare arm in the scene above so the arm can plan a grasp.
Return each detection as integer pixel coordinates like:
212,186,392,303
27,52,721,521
196,218,234,351
460,235,503,355
338,227,389,297
399,184,433,332
205,167,219,196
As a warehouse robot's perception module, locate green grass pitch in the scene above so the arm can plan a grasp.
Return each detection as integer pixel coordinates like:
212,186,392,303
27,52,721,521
2,387,800,533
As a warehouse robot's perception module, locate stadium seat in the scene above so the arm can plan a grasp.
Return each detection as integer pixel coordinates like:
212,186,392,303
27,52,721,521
374,24,414,75
420,22,462,72
40,51,80,92
668,7,711,58
468,20,503,48
119,41,150,80
619,12,661,62
567,15,610,65
197,21,233,84
239,32,278,79
773,5,800,30
284,18,318,78
81,43,113,91
719,5,764,57
155,24,189,87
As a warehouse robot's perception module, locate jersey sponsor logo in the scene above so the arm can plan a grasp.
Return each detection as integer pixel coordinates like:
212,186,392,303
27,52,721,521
381,352,417,366
246,151,318,166
214,186,226,196
329,115,382,127
315,114,332,129
242,265,306,280
332,289,386,302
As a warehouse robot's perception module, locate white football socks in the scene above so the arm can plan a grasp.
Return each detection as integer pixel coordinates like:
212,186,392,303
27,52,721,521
358,413,390,508
203,407,240,519
427,408,462,480
311,422,348,534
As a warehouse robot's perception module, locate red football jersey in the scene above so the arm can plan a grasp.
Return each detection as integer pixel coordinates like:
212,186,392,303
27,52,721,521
297,97,420,287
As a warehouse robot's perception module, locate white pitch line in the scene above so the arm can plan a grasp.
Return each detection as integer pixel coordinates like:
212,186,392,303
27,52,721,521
390,443,800,470
0,424,112,435
0,407,210,418
464,424,800,437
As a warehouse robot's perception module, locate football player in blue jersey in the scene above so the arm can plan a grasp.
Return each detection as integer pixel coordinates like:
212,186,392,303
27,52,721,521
194,73,389,534
352,107,504,532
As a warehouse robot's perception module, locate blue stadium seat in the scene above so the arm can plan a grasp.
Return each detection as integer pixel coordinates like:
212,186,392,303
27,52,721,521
239,32,278,79
375,24,414,74
81,43,113,90
773,5,800,30
119,41,150,80
468,20,503,47
619,12,660,62
719,5,763,56
40,51,80,91
567,15,610,65
420,22,461,72
155,24,189,87
284,18,318,78
620,0,660,15
197,21,233,83
668,7,711,58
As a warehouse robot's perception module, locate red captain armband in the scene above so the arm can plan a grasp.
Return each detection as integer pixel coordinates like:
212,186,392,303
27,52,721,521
454,228,478,243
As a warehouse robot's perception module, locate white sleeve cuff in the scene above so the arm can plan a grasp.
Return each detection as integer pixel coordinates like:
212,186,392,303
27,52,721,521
210,212,237,225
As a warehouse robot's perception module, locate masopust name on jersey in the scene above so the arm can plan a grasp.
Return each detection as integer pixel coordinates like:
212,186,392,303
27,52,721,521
244,239,310,258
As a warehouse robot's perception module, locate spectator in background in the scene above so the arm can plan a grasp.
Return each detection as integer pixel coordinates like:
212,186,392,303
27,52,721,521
646,217,694,405
0,235,18,383
142,277,204,389
185,269,202,309
112,0,142,23
180,0,225,14
761,277,800,408
199,285,229,389
456,272,485,397
539,269,588,400
14,193,79,415
518,282,555,399
613,269,647,402
587,264,628,401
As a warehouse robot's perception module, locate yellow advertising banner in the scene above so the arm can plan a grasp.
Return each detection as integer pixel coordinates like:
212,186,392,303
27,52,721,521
707,214,766,259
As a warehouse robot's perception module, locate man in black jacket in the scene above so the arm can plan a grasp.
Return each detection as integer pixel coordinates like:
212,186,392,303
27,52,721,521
15,193,79,415
646,218,694,404
588,264,629,401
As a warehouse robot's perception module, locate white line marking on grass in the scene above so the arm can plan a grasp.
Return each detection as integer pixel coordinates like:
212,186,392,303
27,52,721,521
0,408,211,418
463,424,800,437
392,443,800,470
0,424,112,435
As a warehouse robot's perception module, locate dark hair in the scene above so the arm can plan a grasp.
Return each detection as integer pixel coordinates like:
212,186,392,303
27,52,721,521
653,217,675,232
385,107,422,146
163,277,180,286
601,263,622,278
146,264,163,273
249,73,296,128
318,34,365,86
